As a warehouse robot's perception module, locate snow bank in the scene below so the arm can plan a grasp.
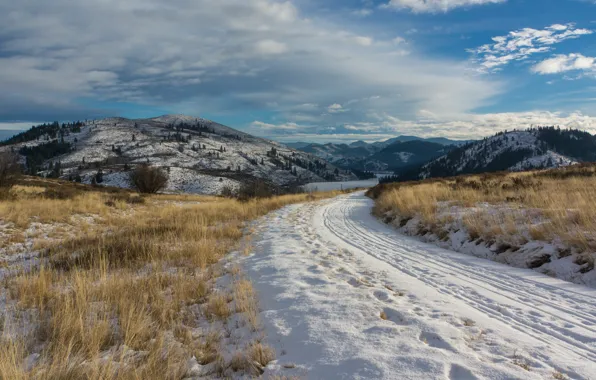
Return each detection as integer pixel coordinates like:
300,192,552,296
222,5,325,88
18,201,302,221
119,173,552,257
379,201,596,288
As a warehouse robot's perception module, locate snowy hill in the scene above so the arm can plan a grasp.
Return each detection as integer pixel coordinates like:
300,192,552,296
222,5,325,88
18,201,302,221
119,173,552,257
394,128,590,181
0,115,357,194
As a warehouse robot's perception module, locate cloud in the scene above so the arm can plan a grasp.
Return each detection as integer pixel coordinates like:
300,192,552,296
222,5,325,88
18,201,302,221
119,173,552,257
393,36,406,45
470,23,593,72
382,0,505,13
0,122,39,131
252,110,596,142
532,53,596,75
0,0,504,128
255,40,289,54
353,36,373,46
327,103,347,113
249,120,299,130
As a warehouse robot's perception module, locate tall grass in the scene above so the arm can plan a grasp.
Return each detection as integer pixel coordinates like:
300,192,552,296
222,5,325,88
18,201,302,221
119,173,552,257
0,182,341,378
372,168,596,252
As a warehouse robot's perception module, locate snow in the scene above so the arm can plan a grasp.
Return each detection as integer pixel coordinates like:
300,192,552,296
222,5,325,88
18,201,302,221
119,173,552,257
510,150,578,171
240,192,596,379
381,201,596,287
395,151,414,163
303,179,379,192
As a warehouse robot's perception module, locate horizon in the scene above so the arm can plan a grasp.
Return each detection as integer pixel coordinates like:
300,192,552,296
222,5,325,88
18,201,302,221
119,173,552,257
0,114,594,145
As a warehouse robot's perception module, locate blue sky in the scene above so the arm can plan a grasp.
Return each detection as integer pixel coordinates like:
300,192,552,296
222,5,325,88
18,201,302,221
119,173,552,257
1,0,596,142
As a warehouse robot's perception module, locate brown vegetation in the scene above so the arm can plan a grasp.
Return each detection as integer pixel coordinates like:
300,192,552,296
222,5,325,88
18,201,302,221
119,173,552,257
0,178,341,378
370,165,596,253
129,164,169,193
0,152,21,193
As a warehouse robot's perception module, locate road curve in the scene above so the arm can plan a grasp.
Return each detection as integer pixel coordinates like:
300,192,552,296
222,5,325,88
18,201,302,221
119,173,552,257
244,192,596,380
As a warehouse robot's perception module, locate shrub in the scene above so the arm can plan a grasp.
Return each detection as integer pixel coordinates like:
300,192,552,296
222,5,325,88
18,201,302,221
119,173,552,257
220,185,235,198
236,180,275,201
129,164,169,194
0,152,21,189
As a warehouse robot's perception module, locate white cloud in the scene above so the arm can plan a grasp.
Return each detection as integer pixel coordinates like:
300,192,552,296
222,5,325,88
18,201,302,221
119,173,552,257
255,39,288,54
327,103,347,113
532,53,596,74
0,122,39,131
250,120,299,130
383,0,505,13
371,110,596,139
393,36,406,44
0,0,503,134
249,110,596,143
352,36,373,46
470,23,593,72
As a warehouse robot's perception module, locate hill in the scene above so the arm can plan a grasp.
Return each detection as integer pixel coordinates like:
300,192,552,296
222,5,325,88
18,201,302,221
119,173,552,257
0,115,356,194
289,135,467,173
389,127,592,182
368,140,452,171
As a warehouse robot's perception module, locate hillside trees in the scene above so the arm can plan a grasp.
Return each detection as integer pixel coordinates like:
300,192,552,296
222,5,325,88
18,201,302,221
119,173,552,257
0,152,21,189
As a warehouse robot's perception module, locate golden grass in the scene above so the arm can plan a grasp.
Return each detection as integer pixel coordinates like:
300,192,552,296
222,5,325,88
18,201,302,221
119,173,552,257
373,169,596,252
0,182,343,378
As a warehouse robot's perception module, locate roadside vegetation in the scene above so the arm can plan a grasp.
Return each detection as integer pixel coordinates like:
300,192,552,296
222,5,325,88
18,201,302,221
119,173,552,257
368,164,596,283
0,176,341,378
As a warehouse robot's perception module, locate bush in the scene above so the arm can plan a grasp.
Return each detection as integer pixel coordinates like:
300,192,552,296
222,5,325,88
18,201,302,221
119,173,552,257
220,185,235,198
0,152,21,189
129,164,169,194
236,180,275,201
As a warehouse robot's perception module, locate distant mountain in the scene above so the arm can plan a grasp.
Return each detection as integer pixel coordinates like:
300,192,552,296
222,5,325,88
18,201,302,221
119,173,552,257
375,135,472,148
0,115,356,195
284,142,311,149
0,130,22,142
391,127,592,182
368,141,453,171
289,137,458,173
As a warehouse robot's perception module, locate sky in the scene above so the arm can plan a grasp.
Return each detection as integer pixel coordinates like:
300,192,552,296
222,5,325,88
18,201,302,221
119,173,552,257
1,0,596,143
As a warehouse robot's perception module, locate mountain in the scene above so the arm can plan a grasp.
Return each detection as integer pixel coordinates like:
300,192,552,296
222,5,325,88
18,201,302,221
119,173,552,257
288,135,469,173
0,115,357,194
368,140,452,171
294,142,383,170
0,130,21,142
292,139,454,172
374,135,472,148
284,142,311,149
392,127,593,181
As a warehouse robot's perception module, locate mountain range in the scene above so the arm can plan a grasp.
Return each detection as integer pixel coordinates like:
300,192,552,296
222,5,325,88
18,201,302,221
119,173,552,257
288,136,465,172
0,115,356,195
389,127,593,182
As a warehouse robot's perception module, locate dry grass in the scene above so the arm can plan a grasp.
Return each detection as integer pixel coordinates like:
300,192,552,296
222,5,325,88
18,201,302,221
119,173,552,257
552,370,569,380
0,180,342,378
372,167,596,253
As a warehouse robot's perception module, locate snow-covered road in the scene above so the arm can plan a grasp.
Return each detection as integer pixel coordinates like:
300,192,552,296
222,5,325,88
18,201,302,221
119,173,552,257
242,192,596,379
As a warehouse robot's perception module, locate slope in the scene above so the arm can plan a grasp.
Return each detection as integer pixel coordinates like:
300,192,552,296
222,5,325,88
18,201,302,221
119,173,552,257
1,115,356,194
394,128,588,181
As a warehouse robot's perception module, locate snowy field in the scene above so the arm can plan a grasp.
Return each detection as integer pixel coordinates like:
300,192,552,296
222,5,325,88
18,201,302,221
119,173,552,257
240,192,596,379
303,179,379,192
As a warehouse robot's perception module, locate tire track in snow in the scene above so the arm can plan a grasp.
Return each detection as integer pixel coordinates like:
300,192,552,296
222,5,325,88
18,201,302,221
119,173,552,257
318,193,596,363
